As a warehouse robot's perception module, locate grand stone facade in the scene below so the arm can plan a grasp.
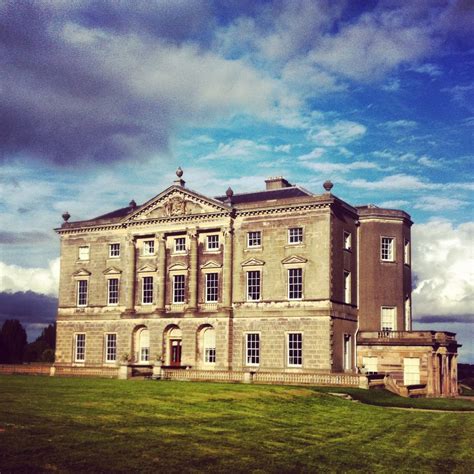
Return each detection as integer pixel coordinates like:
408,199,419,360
54,171,459,396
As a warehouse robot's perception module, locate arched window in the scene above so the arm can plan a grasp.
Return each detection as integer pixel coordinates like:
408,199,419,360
203,327,216,364
137,328,149,363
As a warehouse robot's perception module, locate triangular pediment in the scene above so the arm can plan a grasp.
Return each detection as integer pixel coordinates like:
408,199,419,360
125,186,229,222
200,260,222,269
137,264,157,273
241,258,265,267
73,268,91,277
103,266,122,275
281,255,308,265
168,262,188,271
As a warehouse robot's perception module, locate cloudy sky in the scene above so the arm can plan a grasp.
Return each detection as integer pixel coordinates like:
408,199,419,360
0,1,473,360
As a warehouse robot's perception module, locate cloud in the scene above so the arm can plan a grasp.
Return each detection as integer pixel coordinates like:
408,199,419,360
410,63,443,77
412,220,474,320
0,231,52,244
298,147,326,161
348,173,433,191
380,120,418,130
307,120,367,146
413,196,468,212
302,160,379,174
0,259,60,296
378,200,410,209
381,78,401,92
198,139,272,161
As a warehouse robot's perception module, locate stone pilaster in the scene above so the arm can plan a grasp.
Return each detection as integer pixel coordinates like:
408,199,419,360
157,233,166,311
124,235,136,315
188,229,198,310
223,227,233,308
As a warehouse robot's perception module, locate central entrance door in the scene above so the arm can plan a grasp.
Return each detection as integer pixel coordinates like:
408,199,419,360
170,339,182,366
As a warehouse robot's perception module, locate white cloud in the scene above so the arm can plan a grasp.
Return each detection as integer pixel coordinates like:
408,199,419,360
380,120,418,130
302,160,379,174
417,156,441,168
198,139,272,161
298,147,326,161
414,196,468,212
410,63,443,77
0,258,60,296
348,173,433,191
307,120,367,146
274,144,292,153
378,199,410,209
381,78,401,92
412,220,474,319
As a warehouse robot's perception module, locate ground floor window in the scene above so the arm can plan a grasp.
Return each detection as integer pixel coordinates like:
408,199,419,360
343,334,351,371
362,356,378,373
74,333,86,362
105,333,117,362
287,333,302,366
403,357,420,385
246,333,260,366
137,328,149,362
203,327,216,364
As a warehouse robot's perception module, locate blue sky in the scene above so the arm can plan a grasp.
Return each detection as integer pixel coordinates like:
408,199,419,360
0,1,472,360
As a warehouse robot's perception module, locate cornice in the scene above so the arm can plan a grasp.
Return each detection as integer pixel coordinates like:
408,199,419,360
234,202,331,217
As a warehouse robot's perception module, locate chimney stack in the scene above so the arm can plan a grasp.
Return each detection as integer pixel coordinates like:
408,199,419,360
265,176,292,190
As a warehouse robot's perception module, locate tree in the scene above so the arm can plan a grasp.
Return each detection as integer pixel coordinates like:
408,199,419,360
0,320,27,363
36,323,56,350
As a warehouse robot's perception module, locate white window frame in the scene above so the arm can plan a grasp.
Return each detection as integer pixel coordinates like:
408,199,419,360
173,274,186,304
404,239,410,265
381,236,395,262
142,276,154,304
77,280,88,307
287,332,303,367
205,272,219,303
344,231,352,251
206,234,220,251
107,278,119,306
108,243,120,258
344,271,351,304
174,237,186,253
288,227,303,245
245,333,260,366
203,327,216,364
137,328,150,363
105,333,117,363
143,240,155,256
246,270,261,301
247,231,262,248
288,268,303,300
78,246,90,261
381,306,396,331
362,356,378,374
74,333,86,362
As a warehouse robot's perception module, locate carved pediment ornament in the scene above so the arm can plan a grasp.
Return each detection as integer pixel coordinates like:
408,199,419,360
164,196,187,216
200,260,222,269
102,266,122,275
241,258,265,267
73,268,91,277
168,262,189,272
281,255,308,265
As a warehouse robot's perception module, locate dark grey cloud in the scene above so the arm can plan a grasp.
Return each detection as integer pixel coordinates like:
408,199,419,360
0,231,52,244
414,314,474,324
0,291,57,340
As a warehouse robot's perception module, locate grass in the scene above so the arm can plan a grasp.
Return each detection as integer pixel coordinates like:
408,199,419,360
0,376,473,473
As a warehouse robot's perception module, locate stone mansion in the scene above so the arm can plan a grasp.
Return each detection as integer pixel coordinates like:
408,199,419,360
54,169,459,396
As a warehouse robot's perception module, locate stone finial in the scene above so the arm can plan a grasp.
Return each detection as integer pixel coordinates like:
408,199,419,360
129,199,137,210
174,166,185,187
226,187,234,198
176,167,184,178
62,211,70,222
323,180,333,192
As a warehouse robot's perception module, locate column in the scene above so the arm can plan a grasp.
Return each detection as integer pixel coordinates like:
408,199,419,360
441,354,448,396
124,235,136,315
223,227,233,308
188,229,198,310
157,233,167,311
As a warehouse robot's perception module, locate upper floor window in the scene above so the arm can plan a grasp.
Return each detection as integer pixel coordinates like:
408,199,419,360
109,243,120,258
174,237,186,253
105,333,117,362
78,246,89,261
142,276,153,304
246,333,260,366
77,280,88,307
246,270,261,301
344,271,351,304
381,306,396,331
247,231,261,248
173,274,186,303
288,227,303,244
404,240,410,265
107,278,119,305
381,237,394,261
288,333,303,367
143,240,155,256
205,272,219,303
74,333,86,362
344,231,352,251
206,235,219,251
288,268,303,300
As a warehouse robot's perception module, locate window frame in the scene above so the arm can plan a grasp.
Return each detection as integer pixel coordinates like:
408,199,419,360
143,240,155,256
246,270,261,301
206,234,220,251
381,306,397,331
205,272,219,303
141,276,154,305
404,239,410,265
74,333,86,362
173,274,186,304
343,231,352,251
245,332,260,366
77,279,88,307
78,245,90,261
288,227,304,245
107,278,119,306
108,243,120,258
287,332,303,367
344,270,351,304
105,333,117,363
288,268,303,300
203,327,216,364
174,237,187,253
247,231,262,248
380,236,395,262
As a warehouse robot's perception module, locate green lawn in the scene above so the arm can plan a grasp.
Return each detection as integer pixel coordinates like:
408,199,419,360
0,376,473,473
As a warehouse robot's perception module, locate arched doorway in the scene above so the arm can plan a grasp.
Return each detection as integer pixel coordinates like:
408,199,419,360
165,326,182,367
